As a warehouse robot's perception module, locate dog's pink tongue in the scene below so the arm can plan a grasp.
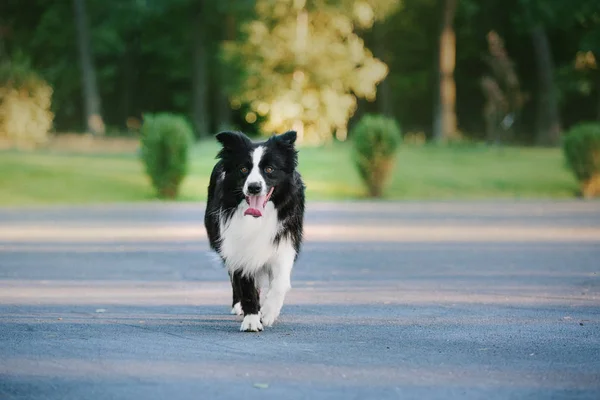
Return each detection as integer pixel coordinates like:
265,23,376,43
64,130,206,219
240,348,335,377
244,195,266,217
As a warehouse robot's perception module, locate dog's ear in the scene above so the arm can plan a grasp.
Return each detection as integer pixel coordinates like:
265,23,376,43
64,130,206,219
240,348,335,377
274,130,297,147
215,131,252,150
272,130,299,168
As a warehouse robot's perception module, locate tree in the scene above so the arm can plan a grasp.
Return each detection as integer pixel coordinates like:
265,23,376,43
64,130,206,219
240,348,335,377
224,0,399,145
213,1,247,132
214,17,234,132
433,0,458,142
513,0,598,145
192,0,209,138
562,3,600,122
4,0,598,143
481,31,527,145
358,0,438,136
373,21,393,118
73,0,104,135
531,25,561,146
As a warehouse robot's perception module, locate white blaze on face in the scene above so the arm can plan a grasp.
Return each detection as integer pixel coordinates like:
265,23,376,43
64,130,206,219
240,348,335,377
243,146,266,196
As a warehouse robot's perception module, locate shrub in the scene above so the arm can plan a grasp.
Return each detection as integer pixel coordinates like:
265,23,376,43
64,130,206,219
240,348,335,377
140,113,194,199
0,57,54,149
351,114,402,197
562,122,600,198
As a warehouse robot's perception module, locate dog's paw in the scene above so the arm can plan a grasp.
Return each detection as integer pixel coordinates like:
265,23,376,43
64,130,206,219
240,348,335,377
240,314,263,332
260,302,281,327
230,302,243,316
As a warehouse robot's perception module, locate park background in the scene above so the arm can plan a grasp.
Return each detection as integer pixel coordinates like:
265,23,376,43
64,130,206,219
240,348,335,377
1,0,599,205
2,3,600,397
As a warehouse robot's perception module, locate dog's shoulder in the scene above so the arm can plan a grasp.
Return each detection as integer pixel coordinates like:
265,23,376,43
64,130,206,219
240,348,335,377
205,160,227,251
208,160,225,186
273,170,305,257
294,170,306,194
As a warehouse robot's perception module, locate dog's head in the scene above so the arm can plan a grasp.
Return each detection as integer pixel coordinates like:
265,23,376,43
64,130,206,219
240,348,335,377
215,130,298,218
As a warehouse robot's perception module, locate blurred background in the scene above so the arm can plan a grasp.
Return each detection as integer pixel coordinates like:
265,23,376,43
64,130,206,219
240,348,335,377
1,0,599,205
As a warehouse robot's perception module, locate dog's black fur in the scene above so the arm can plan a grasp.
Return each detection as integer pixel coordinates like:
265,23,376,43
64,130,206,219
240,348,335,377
204,130,305,329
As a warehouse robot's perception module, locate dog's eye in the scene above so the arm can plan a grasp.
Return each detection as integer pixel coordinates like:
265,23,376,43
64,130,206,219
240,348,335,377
240,167,249,174
264,166,274,174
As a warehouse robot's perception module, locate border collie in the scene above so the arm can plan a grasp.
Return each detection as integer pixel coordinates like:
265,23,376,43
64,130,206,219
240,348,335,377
204,130,305,332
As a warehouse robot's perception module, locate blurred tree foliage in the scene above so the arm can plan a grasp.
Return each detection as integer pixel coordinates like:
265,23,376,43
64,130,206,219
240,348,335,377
0,53,54,148
0,0,599,144
223,0,399,144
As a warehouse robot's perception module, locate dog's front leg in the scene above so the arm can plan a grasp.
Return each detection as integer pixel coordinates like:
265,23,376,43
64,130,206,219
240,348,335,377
257,270,272,308
233,270,263,332
229,271,243,316
260,242,295,327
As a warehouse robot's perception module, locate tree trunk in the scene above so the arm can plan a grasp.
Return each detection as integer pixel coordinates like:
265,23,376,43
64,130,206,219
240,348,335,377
0,29,5,61
120,36,138,128
73,0,104,135
433,0,458,142
215,13,234,131
531,25,561,146
192,3,209,138
596,74,600,121
484,107,497,145
373,23,393,118
215,72,232,131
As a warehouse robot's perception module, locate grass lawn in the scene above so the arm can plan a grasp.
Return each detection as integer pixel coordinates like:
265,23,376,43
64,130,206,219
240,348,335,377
0,140,579,206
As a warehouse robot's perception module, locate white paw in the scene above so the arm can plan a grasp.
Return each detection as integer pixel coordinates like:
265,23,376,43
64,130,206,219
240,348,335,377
260,299,282,327
240,314,263,332
230,302,243,316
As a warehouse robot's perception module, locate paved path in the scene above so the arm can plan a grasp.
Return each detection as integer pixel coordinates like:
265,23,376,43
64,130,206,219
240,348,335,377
1,201,599,399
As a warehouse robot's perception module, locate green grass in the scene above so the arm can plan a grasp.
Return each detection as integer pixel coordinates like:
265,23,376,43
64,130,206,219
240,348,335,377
0,140,579,206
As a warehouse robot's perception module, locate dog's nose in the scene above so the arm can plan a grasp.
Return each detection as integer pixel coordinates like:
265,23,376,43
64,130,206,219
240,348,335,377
247,182,262,195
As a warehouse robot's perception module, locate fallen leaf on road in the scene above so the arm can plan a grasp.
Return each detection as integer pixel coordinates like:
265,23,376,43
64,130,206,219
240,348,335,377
253,383,269,389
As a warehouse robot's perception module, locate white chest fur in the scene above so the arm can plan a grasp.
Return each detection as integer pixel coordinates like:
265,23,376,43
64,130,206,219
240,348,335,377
219,201,281,275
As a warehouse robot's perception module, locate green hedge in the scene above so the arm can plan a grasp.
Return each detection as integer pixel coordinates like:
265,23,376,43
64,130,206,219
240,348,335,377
140,113,194,199
562,122,600,198
351,114,402,197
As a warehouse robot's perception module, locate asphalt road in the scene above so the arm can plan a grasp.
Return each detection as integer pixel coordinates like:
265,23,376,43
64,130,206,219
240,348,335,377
1,200,599,399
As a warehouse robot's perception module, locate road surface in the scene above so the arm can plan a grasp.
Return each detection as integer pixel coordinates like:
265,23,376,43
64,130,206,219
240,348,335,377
1,200,599,399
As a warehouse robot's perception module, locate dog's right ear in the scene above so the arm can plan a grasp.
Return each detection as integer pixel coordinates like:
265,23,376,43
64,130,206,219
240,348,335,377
215,131,252,150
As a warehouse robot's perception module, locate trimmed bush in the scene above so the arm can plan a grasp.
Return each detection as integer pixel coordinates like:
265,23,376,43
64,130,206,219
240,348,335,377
351,114,402,197
140,113,194,199
562,122,600,198
0,58,54,149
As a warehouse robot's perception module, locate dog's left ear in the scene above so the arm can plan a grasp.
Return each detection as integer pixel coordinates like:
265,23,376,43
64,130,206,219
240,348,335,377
273,130,299,168
215,131,252,150
275,130,297,147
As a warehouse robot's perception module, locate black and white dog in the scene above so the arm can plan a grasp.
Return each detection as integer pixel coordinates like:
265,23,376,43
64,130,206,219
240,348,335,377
204,130,305,332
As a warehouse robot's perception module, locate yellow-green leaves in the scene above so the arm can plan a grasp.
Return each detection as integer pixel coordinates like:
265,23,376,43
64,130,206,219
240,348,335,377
225,0,399,145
